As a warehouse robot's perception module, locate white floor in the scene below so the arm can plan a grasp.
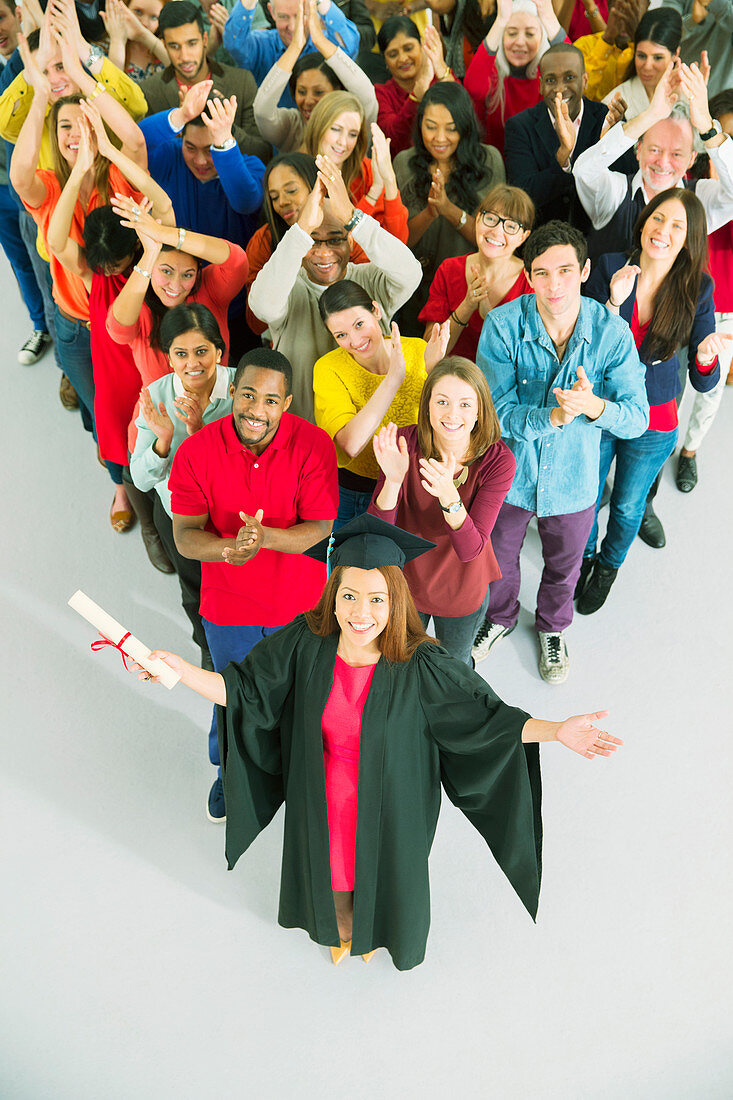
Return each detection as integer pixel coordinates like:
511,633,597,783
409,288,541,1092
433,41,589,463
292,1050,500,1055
1,260,732,1100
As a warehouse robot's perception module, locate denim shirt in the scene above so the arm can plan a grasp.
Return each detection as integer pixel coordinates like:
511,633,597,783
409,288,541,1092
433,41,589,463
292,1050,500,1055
477,295,649,517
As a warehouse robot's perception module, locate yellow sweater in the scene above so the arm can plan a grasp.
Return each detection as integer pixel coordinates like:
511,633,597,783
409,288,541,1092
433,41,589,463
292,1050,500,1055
313,337,427,480
574,33,633,102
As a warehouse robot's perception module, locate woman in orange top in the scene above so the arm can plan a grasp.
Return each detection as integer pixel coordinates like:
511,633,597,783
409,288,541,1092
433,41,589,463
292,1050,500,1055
10,26,170,529
301,92,409,244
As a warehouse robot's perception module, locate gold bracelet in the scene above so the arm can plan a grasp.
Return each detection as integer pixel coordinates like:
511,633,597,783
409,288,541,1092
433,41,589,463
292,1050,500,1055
89,80,105,101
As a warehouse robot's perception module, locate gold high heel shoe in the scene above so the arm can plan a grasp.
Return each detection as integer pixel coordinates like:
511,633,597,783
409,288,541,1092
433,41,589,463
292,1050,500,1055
361,950,377,963
330,939,351,965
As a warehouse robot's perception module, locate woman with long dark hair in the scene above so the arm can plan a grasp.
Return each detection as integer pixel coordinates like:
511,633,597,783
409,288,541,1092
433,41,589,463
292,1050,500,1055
375,19,455,157
577,188,724,614
130,303,235,660
393,81,504,333
131,513,621,970
107,195,247,397
601,8,683,121
368,358,516,665
313,279,448,528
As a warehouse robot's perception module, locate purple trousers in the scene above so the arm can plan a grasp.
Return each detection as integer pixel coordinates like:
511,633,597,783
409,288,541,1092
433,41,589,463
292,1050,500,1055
487,501,596,633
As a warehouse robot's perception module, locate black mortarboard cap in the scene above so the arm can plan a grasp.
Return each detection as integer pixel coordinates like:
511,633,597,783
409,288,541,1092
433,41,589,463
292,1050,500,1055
303,513,436,572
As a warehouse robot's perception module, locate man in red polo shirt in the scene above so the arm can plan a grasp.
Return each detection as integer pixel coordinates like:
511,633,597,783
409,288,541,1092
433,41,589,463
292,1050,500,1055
169,347,338,821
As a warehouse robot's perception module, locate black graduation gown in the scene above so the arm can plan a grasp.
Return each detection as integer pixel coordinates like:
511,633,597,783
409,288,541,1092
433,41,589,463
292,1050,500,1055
217,616,543,971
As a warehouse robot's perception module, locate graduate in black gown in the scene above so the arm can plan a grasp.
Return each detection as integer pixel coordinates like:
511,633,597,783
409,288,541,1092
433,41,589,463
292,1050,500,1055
137,514,622,970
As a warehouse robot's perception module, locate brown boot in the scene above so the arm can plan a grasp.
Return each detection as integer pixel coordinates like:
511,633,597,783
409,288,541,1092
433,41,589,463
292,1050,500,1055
726,363,733,387
124,479,175,574
59,373,79,409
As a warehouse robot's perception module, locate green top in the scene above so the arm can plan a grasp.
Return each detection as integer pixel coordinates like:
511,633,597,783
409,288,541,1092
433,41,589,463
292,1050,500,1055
217,617,542,971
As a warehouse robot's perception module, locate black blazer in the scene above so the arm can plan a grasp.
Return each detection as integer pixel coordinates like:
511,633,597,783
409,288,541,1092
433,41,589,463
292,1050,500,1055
504,98,635,230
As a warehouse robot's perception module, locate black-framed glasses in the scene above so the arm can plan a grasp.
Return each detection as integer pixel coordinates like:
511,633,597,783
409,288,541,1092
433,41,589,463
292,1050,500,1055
478,211,523,235
310,236,349,250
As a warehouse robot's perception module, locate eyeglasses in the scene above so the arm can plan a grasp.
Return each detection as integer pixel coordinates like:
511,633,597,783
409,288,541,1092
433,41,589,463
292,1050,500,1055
310,236,349,250
478,211,523,235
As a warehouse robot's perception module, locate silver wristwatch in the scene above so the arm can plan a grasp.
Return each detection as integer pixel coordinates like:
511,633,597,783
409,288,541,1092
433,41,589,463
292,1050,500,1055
85,45,104,69
440,501,463,514
343,209,365,233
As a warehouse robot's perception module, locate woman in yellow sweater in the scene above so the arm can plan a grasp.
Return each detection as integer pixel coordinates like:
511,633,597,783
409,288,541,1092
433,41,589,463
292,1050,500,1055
314,280,448,528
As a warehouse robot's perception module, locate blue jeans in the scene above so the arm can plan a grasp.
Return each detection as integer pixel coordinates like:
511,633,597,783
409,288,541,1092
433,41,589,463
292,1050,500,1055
0,184,46,330
201,618,282,773
53,305,95,433
18,210,62,371
418,588,490,666
585,428,678,569
334,484,374,532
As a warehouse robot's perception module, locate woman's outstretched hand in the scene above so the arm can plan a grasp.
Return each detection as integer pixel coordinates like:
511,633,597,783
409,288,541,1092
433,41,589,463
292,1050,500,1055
556,711,623,759
131,650,186,683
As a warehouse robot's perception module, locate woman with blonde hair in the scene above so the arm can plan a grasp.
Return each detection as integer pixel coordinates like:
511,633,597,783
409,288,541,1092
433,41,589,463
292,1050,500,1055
369,357,517,664
302,90,408,240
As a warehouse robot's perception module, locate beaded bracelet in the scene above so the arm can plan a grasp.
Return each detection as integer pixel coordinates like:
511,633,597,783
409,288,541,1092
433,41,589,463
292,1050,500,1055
133,265,152,280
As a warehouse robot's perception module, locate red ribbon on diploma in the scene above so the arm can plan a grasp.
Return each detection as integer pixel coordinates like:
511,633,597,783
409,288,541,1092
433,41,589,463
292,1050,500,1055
91,631,133,670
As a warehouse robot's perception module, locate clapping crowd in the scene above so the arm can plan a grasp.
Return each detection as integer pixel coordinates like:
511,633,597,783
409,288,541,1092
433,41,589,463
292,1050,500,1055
1,0,731,817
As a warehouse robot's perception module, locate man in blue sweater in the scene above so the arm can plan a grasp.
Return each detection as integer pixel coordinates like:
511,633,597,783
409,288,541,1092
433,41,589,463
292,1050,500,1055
222,0,359,106
139,81,265,358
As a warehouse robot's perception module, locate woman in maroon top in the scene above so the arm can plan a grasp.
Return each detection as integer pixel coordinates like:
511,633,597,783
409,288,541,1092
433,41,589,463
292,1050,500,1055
369,357,516,664
375,18,454,158
420,183,535,361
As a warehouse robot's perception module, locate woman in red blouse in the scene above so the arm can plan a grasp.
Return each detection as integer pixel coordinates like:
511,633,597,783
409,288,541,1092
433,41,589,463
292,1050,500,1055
420,183,535,360
369,357,516,664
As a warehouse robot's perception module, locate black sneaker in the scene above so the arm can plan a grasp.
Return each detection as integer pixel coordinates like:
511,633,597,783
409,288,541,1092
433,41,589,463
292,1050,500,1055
675,454,698,493
574,556,595,600
18,329,52,364
207,778,226,823
577,561,618,615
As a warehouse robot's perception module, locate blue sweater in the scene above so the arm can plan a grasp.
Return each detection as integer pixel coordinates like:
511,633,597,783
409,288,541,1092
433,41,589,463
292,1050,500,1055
139,111,265,248
584,253,720,406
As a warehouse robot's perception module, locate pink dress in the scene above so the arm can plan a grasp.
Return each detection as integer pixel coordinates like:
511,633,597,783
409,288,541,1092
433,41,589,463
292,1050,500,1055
321,655,377,891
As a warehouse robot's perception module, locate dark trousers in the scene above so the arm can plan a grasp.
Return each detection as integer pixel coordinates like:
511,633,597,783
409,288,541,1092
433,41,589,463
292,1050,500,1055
18,210,62,371
201,619,281,773
418,589,490,666
487,500,596,634
153,495,206,652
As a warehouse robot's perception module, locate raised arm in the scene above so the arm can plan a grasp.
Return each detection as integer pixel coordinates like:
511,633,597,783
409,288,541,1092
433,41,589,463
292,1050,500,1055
332,324,409,459
8,32,49,207
203,96,265,215
46,115,95,273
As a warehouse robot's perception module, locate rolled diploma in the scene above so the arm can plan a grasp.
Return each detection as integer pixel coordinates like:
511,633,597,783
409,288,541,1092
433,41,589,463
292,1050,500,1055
68,590,180,690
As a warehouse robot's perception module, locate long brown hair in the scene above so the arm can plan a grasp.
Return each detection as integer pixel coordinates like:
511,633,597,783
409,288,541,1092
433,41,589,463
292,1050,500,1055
417,357,501,464
302,91,368,194
632,187,709,362
304,565,436,663
48,95,111,204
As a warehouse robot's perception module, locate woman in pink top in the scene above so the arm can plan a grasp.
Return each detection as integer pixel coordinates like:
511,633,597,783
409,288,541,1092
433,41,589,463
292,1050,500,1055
369,357,516,664
420,183,535,361
106,196,248,391
464,0,567,153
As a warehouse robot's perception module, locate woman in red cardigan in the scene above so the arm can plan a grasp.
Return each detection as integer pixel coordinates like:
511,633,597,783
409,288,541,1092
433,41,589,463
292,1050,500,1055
464,0,567,153
369,357,516,665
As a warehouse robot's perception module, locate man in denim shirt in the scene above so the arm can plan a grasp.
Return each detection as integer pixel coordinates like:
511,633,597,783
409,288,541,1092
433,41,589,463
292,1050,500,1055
474,221,649,683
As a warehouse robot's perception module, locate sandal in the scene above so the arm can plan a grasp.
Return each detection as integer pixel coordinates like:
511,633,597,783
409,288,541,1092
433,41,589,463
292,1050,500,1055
110,499,134,533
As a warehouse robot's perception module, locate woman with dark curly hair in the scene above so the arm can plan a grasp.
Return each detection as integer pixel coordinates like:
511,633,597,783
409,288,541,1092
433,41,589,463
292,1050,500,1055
393,81,504,334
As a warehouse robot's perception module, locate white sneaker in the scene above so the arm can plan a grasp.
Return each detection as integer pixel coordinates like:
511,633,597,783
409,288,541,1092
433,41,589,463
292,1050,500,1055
471,620,515,663
538,632,569,684
18,329,52,364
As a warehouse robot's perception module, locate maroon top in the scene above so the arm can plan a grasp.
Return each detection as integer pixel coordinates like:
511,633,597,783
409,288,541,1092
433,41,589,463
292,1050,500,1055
368,424,516,617
419,257,534,361
375,76,437,158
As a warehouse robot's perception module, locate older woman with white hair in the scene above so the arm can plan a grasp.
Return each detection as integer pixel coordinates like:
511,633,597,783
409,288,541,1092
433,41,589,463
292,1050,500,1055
464,0,567,153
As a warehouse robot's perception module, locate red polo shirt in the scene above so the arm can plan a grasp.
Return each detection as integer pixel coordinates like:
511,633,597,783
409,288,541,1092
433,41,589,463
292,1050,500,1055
169,412,338,626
